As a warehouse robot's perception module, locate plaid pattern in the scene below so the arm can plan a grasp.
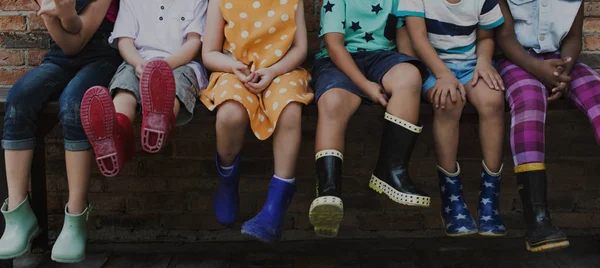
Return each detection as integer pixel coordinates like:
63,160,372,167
497,53,600,166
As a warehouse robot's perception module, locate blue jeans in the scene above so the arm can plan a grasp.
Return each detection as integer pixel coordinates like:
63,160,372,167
2,34,121,151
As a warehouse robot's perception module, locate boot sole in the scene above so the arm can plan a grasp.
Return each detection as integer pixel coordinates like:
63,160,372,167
440,215,478,237
140,60,176,154
81,86,121,177
369,175,430,207
478,231,507,237
309,196,343,238
51,254,85,263
526,239,570,252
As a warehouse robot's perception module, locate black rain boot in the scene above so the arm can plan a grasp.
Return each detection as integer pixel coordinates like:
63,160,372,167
309,150,344,237
370,113,430,207
517,163,569,252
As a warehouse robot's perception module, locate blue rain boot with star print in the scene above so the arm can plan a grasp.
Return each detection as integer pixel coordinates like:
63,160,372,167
478,161,507,236
438,163,478,236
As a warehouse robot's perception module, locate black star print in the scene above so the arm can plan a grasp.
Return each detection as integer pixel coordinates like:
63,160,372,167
350,21,362,32
371,4,383,14
342,20,346,28
344,41,349,46
363,32,374,42
324,1,335,13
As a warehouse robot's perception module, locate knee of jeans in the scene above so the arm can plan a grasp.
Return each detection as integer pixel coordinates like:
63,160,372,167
58,98,83,131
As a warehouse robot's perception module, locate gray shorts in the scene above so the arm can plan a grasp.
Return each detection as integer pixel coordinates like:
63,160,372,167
109,62,199,126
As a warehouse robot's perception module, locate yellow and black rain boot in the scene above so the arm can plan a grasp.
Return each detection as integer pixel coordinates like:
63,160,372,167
516,163,570,252
309,150,344,237
369,113,430,207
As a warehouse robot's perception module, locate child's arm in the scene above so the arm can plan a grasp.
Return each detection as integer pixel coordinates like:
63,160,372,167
405,16,466,109
245,0,308,93
471,28,504,90
496,0,571,92
37,0,113,56
202,0,255,84
396,25,416,58
37,0,82,34
118,37,146,78
559,5,584,76
165,1,206,70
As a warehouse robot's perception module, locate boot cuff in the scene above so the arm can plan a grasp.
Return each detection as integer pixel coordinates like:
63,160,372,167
384,113,422,133
515,163,546,173
437,162,461,177
316,150,343,161
64,203,92,219
482,160,503,176
1,195,29,214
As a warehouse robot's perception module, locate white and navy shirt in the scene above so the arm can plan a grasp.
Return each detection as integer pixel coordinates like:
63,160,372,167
508,0,582,54
397,0,504,61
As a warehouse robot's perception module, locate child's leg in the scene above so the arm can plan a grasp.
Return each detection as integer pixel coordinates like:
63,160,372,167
113,90,138,122
315,89,362,152
566,62,600,144
465,82,505,172
273,103,303,179
216,101,249,166
428,91,465,173
381,63,422,124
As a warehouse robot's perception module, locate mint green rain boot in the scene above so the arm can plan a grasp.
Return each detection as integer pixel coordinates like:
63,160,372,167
0,196,40,259
51,204,91,263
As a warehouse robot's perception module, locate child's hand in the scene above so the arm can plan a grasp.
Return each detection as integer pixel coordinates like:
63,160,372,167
430,75,466,109
532,58,572,96
471,60,504,91
246,68,276,94
135,61,147,79
38,0,76,18
232,61,256,84
547,58,573,101
361,81,388,107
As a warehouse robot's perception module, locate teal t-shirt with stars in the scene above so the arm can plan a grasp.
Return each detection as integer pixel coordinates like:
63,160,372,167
316,0,403,59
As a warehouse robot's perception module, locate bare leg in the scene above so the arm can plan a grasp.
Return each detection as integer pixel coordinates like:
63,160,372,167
315,88,362,153
428,91,466,172
273,103,303,179
65,150,93,214
113,90,138,122
381,63,422,124
466,83,505,172
216,101,249,166
5,150,33,210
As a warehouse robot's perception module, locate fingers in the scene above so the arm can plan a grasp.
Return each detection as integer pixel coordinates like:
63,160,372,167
449,86,457,103
482,72,495,90
471,70,479,86
440,89,448,109
378,94,388,107
458,83,467,101
554,66,564,76
557,74,572,83
495,73,505,91
431,87,440,109
547,91,562,101
547,59,567,68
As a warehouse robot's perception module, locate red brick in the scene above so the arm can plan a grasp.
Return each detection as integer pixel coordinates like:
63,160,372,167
0,16,26,32
27,49,46,66
0,0,39,11
0,67,30,85
0,50,25,66
29,14,46,31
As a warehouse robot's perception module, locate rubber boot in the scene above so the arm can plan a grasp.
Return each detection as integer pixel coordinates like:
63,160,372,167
214,154,241,226
370,113,430,207
140,59,176,153
51,204,91,263
81,86,135,177
309,150,344,237
241,177,296,244
439,163,478,236
478,161,506,236
0,196,40,259
516,163,569,252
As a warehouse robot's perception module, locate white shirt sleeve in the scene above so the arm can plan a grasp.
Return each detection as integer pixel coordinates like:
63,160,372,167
479,0,504,29
397,0,425,18
108,0,139,47
184,0,208,37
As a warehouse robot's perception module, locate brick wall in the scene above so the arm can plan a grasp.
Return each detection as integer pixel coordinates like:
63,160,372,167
1,0,600,243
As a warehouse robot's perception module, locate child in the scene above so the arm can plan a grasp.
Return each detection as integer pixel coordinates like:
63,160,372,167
79,0,209,177
495,0,591,252
0,0,121,263
201,0,314,244
400,0,507,236
309,0,430,238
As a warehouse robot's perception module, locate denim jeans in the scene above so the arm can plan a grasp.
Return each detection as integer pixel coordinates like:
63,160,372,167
2,33,121,151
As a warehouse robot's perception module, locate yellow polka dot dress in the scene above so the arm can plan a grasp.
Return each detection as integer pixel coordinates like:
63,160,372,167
201,0,314,140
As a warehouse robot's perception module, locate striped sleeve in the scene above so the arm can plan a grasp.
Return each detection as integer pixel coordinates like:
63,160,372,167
397,0,425,18
478,0,504,30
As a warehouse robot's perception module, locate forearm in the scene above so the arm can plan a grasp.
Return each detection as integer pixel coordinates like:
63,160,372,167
396,27,416,57
202,51,241,73
268,44,306,76
476,37,494,63
560,39,581,74
327,44,369,87
118,38,145,67
41,14,86,55
164,38,202,69
59,12,83,34
412,37,451,78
